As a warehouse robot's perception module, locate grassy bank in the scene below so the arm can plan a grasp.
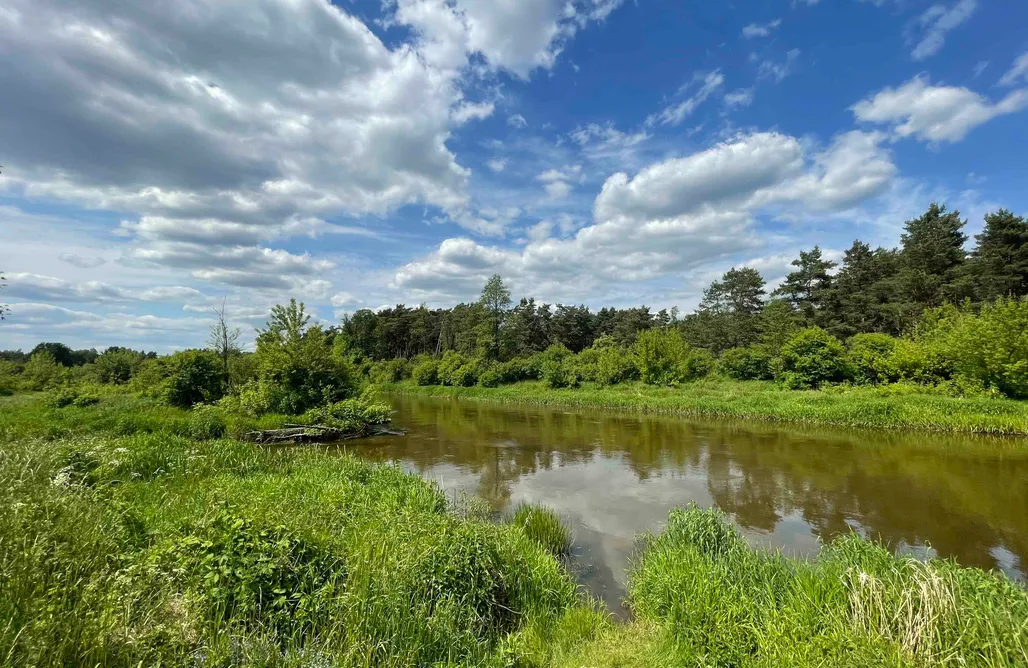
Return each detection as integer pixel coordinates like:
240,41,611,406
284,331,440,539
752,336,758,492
2,393,1027,665
382,379,1028,435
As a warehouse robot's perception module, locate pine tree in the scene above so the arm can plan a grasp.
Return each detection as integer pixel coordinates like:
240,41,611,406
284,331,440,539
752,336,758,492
897,203,967,309
688,267,767,351
828,241,902,336
965,209,1028,301
774,246,837,326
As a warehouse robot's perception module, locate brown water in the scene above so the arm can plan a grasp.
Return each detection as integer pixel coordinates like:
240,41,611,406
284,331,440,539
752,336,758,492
347,395,1028,614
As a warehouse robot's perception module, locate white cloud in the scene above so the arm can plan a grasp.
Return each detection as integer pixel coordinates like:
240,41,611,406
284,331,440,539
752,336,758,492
910,0,976,61
395,131,896,301
486,159,508,173
393,0,627,78
507,114,529,129
757,49,801,83
58,253,107,269
852,76,1028,143
999,52,1028,87
973,61,989,78
5,273,208,305
724,88,756,109
742,19,782,39
452,100,495,124
648,70,725,126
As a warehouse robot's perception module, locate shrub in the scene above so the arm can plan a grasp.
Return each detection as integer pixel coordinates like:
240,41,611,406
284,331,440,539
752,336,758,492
302,391,391,434
161,350,227,408
509,504,572,558
635,329,711,385
92,347,145,384
478,368,503,388
594,346,638,386
779,327,849,389
437,351,479,387
186,403,228,440
845,334,899,385
412,359,441,386
540,345,579,389
718,346,775,381
450,364,479,387
43,386,80,408
498,357,540,383
370,358,410,384
20,350,67,391
888,338,953,386
921,298,1028,399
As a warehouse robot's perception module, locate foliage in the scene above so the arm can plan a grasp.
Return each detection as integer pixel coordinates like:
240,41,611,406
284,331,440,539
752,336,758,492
718,346,775,381
186,403,228,440
247,299,357,414
779,327,849,389
43,385,100,409
593,345,639,386
137,349,227,408
20,350,67,391
773,245,837,325
92,347,145,384
921,298,1028,398
412,359,440,386
438,351,479,387
635,328,710,386
965,209,1028,301
370,358,411,384
541,344,579,389
302,391,391,433
845,333,899,385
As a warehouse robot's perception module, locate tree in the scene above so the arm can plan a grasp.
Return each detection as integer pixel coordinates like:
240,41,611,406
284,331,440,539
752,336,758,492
898,203,967,309
827,241,902,337
773,246,836,325
208,300,242,390
29,342,76,367
686,267,766,352
964,209,1028,301
479,275,512,359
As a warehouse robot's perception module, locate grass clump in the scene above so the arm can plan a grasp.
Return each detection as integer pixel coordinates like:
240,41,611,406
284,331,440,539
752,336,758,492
509,503,573,558
624,505,1028,667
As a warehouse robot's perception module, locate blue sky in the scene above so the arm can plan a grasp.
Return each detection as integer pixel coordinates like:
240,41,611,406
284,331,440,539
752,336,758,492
2,0,1027,351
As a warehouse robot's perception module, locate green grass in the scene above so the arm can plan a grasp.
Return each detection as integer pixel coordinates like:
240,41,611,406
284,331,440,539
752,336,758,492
2,393,1027,666
383,378,1028,435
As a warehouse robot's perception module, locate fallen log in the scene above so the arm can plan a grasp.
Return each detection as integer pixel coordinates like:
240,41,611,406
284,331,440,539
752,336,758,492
244,423,405,445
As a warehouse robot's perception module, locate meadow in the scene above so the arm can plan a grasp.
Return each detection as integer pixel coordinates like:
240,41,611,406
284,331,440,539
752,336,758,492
2,391,1027,666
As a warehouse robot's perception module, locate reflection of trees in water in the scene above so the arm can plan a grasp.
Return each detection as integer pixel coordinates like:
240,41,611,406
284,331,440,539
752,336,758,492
380,396,1028,577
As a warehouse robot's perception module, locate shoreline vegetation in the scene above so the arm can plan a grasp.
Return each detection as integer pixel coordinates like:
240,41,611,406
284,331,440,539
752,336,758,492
2,391,1027,666
381,379,1028,436
3,205,1028,663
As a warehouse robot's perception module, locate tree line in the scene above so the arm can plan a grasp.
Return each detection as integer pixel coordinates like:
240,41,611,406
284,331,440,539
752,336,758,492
342,204,1028,360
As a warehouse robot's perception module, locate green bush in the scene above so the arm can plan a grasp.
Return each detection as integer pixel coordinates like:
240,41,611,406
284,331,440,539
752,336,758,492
370,358,411,384
498,357,541,383
302,391,391,434
846,333,900,385
437,351,479,387
186,403,228,440
779,327,849,389
92,348,145,384
478,368,503,388
594,346,638,386
888,338,953,386
922,298,1028,399
450,364,479,387
157,350,227,408
540,345,579,389
635,329,711,385
20,351,67,391
718,346,775,381
412,359,441,386
43,386,80,408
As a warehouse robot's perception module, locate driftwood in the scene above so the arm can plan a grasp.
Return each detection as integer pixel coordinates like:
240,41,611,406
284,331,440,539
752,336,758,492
245,423,406,445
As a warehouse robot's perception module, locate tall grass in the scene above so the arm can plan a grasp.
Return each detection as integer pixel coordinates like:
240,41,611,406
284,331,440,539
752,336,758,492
622,505,1028,666
384,379,1028,435
509,503,573,558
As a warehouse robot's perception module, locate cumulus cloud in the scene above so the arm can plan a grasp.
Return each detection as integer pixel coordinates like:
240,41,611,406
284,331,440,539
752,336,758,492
395,131,896,301
852,76,1028,142
910,0,976,61
999,52,1028,87
742,19,782,39
507,114,529,129
393,0,626,78
486,159,508,173
5,273,207,304
648,70,725,127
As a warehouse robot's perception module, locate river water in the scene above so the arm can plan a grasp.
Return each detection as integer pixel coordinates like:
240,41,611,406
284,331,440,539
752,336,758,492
345,394,1028,614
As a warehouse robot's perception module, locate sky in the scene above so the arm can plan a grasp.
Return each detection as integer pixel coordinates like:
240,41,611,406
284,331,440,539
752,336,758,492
2,0,1027,352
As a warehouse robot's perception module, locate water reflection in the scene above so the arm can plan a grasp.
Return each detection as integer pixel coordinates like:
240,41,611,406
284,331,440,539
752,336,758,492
344,395,1028,613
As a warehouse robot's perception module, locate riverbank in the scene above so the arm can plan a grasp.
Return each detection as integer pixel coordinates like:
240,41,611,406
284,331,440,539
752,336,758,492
382,379,1028,435
3,393,1027,665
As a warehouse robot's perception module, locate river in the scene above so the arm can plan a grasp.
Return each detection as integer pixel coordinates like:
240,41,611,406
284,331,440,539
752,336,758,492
344,394,1028,615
